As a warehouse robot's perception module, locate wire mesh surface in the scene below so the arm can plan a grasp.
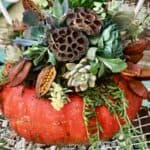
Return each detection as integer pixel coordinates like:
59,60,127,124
0,107,149,150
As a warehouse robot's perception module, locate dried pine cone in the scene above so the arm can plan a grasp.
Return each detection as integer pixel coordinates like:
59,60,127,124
47,27,89,62
66,7,103,35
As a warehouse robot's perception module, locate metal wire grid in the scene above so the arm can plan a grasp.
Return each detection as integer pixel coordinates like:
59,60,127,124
0,107,149,150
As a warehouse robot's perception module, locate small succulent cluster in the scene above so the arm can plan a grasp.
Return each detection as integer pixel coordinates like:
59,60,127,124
47,82,70,111
63,58,96,92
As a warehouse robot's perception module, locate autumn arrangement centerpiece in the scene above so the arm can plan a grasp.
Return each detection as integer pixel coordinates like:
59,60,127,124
0,0,150,149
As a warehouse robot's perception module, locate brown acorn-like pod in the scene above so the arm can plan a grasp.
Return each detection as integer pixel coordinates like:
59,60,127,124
22,0,44,21
128,80,149,99
66,7,103,35
124,39,148,55
35,66,56,98
125,53,144,63
10,61,32,87
47,27,89,62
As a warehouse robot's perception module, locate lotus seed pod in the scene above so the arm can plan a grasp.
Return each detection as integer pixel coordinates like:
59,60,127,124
47,27,89,62
66,7,103,35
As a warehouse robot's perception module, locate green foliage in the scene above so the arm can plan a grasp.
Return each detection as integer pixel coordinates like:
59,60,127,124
93,2,106,19
98,57,127,73
67,0,105,8
51,0,69,24
0,66,8,87
0,138,7,149
23,11,39,26
29,25,45,41
98,23,123,58
24,46,56,66
80,80,129,149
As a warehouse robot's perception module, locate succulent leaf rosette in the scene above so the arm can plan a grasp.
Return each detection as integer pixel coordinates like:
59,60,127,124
0,0,150,149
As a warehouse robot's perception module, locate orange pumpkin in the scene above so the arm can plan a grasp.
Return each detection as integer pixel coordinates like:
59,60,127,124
0,75,143,144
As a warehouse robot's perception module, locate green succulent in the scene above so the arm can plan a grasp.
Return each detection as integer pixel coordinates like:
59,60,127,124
47,82,70,111
63,58,96,92
93,2,106,19
98,23,123,59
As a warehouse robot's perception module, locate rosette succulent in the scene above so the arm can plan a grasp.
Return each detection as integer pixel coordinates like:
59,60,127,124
63,58,96,92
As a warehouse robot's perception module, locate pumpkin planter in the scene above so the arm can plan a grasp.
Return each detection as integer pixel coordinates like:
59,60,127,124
0,75,143,144
0,0,150,148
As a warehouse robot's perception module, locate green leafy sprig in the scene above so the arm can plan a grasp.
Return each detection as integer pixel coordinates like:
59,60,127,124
24,46,56,66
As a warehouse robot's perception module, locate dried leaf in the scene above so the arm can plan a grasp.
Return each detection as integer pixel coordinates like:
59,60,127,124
128,80,149,99
9,60,32,87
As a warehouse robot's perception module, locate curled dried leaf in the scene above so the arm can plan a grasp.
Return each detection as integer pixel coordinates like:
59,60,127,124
128,80,149,99
9,61,32,87
36,66,56,98
124,39,148,55
8,59,26,82
125,53,143,63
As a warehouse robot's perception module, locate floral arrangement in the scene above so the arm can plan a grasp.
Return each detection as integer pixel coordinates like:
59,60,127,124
0,0,150,149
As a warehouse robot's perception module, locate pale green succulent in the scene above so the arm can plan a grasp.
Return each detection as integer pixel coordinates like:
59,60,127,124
33,0,50,8
47,82,70,111
93,2,106,19
6,45,23,63
63,58,96,92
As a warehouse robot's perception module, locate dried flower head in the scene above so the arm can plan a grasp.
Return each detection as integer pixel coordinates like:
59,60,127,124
47,27,89,62
66,7,103,35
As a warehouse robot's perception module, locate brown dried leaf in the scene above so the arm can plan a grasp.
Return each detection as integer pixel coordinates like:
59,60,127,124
125,53,143,63
10,61,32,87
128,80,149,99
124,39,148,55
35,66,56,98
8,59,26,82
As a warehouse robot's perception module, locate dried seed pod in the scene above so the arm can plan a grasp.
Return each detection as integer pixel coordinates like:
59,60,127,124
47,27,89,62
8,59,26,82
22,0,44,21
128,80,149,99
36,66,56,98
124,39,148,55
10,62,32,87
9,60,32,87
125,53,143,63
66,7,103,35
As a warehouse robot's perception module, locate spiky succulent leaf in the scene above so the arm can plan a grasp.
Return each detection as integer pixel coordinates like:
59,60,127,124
53,0,63,18
98,23,124,59
30,25,45,41
23,11,39,26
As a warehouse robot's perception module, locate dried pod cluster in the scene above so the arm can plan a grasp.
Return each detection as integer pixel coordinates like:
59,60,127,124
8,59,32,87
36,66,56,98
124,39,148,63
48,27,89,62
66,7,102,35
22,0,44,21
